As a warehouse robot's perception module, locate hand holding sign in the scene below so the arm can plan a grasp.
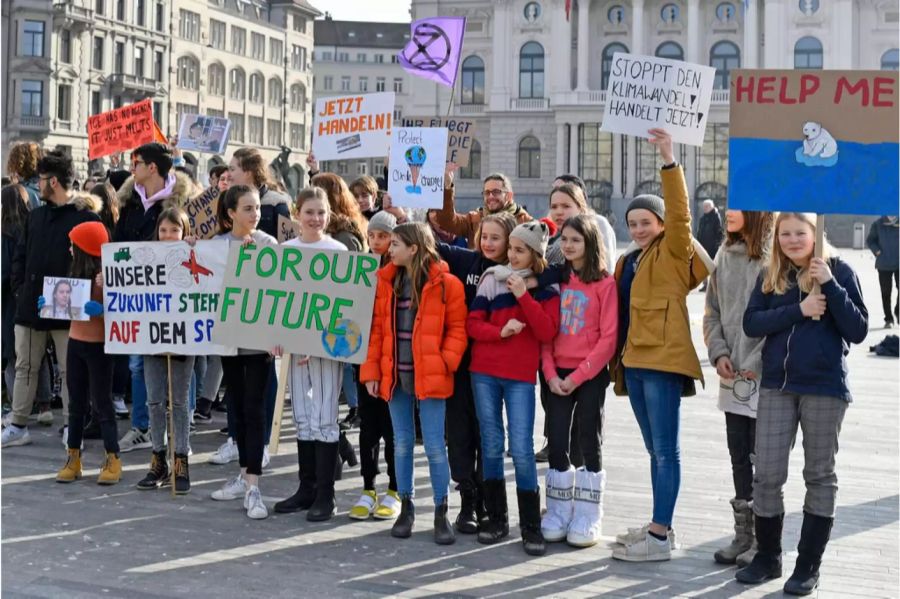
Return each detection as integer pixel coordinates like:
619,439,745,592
647,128,675,164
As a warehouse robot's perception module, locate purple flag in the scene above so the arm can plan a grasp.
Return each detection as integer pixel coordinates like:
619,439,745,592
397,16,466,88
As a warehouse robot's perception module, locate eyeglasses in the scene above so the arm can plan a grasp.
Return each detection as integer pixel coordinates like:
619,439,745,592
38,176,54,181
482,189,507,198
131,160,145,168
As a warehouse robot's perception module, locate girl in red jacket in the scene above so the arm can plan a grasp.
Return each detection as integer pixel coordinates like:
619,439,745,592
540,214,618,549
467,220,560,556
361,222,468,545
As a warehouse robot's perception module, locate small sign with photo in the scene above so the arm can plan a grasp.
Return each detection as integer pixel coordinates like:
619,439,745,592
40,277,91,321
176,114,232,154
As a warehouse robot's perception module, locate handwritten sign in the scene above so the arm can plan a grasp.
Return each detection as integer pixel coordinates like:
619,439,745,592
387,127,448,210
277,215,301,243
213,244,380,364
40,277,91,321
728,70,899,215
601,53,716,146
101,241,235,355
177,114,231,155
312,92,395,160
400,117,477,166
183,192,219,240
87,99,156,160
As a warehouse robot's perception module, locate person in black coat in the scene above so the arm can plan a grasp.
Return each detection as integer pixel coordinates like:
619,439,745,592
866,215,900,328
698,200,724,291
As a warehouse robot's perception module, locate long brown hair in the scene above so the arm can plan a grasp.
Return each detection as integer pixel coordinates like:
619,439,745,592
154,207,191,240
763,212,833,295
474,212,516,260
231,147,272,188
549,183,591,216
311,172,368,240
216,185,257,235
1,184,30,233
561,214,608,282
725,210,774,261
91,182,120,234
392,222,440,309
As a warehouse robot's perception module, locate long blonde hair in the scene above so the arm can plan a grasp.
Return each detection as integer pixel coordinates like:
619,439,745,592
392,222,440,309
762,212,833,295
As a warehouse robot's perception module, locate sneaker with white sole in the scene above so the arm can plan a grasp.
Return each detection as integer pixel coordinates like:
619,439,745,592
612,532,672,562
616,523,679,549
118,427,152,453
36,409,54,426
211,474,248,501
1,412,13,428
1,425,32,448
112,396,129,419
245,486,268,519
208,439,239,464
262,447,270,469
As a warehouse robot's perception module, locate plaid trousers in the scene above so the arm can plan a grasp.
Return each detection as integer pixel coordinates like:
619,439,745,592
753,388,848,518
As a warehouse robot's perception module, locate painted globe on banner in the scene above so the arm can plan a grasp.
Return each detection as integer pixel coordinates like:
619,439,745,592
404,145,427,166
321,319,363,359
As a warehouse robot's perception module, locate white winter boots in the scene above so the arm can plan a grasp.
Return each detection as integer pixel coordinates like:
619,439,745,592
541,466,606,547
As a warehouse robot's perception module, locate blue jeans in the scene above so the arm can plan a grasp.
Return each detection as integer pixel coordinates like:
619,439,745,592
624,367,682,527
471,373,538,492
129,355,148,430
388,388,449,504
342,363,358,408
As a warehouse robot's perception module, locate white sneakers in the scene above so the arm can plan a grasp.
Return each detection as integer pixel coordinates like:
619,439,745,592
541,467,606,547
112,396,129,419
244,485,268,519
211,474,249,501
36,409,54,426
262,447,270,469
208,439,239,464
541,467,575,542
612,531,672,562
119,428,152,452
615,523,679,549
1,425,32,448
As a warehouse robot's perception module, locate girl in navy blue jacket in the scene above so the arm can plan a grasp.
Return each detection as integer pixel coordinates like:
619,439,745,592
736,212,867,596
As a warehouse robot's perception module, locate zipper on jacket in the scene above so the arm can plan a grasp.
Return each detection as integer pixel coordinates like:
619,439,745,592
389,287,399,400
780,286,802,391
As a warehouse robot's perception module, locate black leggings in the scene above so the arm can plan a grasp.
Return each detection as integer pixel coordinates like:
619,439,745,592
357,377,396,491
222,353,270,476
67,339,117,453
725,411,756,501
546,367,609,472
878,269,899,323
446,365,482,485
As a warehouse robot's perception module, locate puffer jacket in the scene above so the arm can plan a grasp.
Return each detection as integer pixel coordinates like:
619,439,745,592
257,185,291,240
361,261,468,401
114,171,194,242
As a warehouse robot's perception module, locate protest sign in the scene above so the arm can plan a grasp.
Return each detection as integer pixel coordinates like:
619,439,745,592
40,277,90,321
277,214,300,243
177,114,231,154
400,116,477,167
728,69,899,215
312,92,395,160
87,99,159,159
397,16,466,88
183,193,219,240
101,241,235,355
601,53,716,146
213,244,380,364
387,127,448,210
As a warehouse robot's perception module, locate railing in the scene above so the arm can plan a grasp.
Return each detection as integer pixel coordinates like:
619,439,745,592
52,2,92,22
553,90,607,105
13,116,49,129
457,103,486,115
108,73,159,92
711,89,730,104
509,97,550,111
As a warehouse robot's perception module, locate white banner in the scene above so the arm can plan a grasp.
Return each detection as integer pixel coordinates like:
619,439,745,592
312,92,396,160
387,127,448,210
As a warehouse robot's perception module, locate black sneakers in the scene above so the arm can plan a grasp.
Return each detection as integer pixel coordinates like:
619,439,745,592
173,453,190,495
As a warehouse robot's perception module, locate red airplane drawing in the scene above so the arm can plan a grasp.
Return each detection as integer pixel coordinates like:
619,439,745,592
181,249,214,284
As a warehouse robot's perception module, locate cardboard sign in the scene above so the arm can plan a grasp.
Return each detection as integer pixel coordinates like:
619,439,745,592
40,277,91,321
87,99,157,160
400,117,477,166
101,241,236,355
312,92,395,160
183,192,219,240
387,127,449,210
213,244,380,364
177,114,231,154
728,70,899,215
277,214,301,243
601,53,716,146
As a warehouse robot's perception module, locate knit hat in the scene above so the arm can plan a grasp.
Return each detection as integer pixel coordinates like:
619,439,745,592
626,194,665,223
368,210,397,233
510,220,550,257
68,221,109,257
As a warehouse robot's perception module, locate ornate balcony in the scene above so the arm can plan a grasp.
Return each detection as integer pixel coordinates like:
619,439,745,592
509,97,550,111
108,73,160,94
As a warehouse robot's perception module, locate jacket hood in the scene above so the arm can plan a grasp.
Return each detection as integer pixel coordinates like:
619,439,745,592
621,236,715,288
261,187,291,207
68,191,103,213
117,171,195,208
328,214,365,242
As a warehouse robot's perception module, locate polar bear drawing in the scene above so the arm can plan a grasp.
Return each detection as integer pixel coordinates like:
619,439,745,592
802,121,838,159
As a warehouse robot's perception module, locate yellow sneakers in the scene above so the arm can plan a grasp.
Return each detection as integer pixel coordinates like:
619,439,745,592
349,490,377,520
97,452,122,485
373,490,402,520
56,448,82,483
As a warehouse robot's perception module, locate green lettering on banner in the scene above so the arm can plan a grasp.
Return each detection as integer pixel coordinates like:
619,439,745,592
309,254,329,281
328,297,354,334
256,247,278,277
220,287,241,321
305,293,331,330
235,245,254,277
354,255,379,287
330,254,352,284
281,291,309,329
240,289,263,324
281,248,304,281
264,289,288,325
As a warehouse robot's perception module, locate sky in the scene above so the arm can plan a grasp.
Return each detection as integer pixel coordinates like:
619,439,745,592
310,0,412,23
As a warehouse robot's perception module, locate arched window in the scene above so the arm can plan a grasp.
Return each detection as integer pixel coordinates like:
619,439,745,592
461,55,485,105
716,2,736,23
661,3,679,23
602,43,629,90
656,41,684,61
794,36,823,69
290,83,306,110
710,41,740,89
176,56,199,90
882,48,900,70
249,73,264,103
267,77,282,108
208,63,225,96
799,0,819,16
229,68,245,100
517,135,541,179
459,139,482,180
607,5,625,24
519,42,544,99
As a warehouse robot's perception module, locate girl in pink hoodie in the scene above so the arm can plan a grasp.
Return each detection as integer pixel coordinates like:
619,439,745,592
540,214,618,549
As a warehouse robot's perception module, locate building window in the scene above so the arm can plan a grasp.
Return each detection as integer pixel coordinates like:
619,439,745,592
210,20,226,50
716,2,736,23
519,42,544,99
341,76,351,92
57,85,72,121
799,0,819,16
461,55,485,104
155,2,164,31
393,78,403,94
323,76,333,91
136,0,145,26
176,103,198,127
517,135,541,178
93,36,104,69
268,77,282,108
290,123,304,149
154,51,164,81
179,10,200,41
337,52,349,62
290,84,305,111
391,54,399,64
375,54,384,64
229,112,244,142
608,5,625,24
656,41,684,61
293,14,306,33
251,32,265,61
249,73,264,103
794,36,823,69
602,43,629,90
696,123,729,188
22,80,43,117
661,3,680,23
459,139,482,180
321,51,333,61
710,41,740,89
292,45,305,70
207,109,224,118
376,77,385,92
270,39,283,65
91,91,102,115
359,77,368,92
95,0,104,14
22,20,44,57
229,68,245,100
357,52,367,62
113,95,123,109
59,30,72,64
115,41,125,73
232,27,246,55
153,101,162,126
177,56,199,90
882,49,900,70
116,0,125,20
268,119,282,146
393,108,402,121
135,47,145,77
249,116,264,145
634,138,662,194
208,63,225,95
578,124,614,210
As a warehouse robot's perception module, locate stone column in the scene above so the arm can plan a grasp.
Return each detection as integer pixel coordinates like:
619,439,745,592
687,0,701,64
551,0,573,93
743,0,759,68
631,0,644,56
569,122,580,174
763,0,785,68
556,122,567,174
576,0,591,90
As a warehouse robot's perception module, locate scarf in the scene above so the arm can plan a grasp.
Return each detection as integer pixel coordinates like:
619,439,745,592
483,201,521,217
136,172,177,213
481,264,534,283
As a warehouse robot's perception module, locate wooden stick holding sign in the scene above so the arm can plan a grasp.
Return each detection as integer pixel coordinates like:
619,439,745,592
267,353,291,455
811,214,826,322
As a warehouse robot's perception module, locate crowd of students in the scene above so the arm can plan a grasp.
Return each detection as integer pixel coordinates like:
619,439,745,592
1,128,871,595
